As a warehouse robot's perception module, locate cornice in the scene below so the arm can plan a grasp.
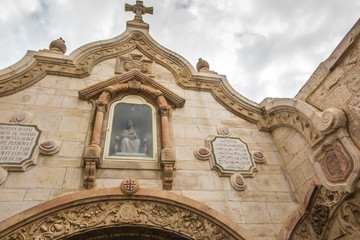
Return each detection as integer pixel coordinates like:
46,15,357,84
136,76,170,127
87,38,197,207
0,29,262,123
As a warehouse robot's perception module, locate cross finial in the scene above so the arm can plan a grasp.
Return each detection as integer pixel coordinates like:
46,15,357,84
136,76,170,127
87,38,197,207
125,1,153,22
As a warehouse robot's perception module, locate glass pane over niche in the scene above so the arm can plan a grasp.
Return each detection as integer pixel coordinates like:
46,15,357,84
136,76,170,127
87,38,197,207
104,95,157,162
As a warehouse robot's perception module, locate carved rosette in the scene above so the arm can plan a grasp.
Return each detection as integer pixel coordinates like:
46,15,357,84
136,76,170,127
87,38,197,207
0,199,241,240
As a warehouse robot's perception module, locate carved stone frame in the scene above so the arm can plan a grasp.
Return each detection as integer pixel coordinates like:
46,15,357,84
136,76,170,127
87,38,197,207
80,70,185,190
102,95,159,167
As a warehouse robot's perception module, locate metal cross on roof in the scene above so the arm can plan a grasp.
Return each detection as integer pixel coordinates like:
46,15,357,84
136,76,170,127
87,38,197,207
125,1,153,22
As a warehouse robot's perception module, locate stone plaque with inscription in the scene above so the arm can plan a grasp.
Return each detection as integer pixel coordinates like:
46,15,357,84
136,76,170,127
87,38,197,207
0,123,42,171
206,136,256,177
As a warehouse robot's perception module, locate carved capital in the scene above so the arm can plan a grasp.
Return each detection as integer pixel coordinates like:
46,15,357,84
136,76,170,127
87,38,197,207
161,148,175,163
159,106,171,117
95,100,108,112
128,79,141,90
104,86,117,98
83,144,101,164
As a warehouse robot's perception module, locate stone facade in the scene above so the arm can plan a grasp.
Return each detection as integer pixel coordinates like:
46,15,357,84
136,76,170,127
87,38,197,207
0,3,359,240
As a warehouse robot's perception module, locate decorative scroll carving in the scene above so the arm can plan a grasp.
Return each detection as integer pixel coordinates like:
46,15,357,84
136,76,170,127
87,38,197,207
0,199,242,240
161,148,175,190
83,144,101,188
259,98,347,146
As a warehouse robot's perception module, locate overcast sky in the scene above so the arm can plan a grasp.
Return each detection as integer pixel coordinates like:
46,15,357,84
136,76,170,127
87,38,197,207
0,0,359,103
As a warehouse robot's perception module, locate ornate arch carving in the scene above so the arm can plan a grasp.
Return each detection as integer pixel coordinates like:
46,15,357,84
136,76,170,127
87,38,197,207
0,188,254,240
81,70,184,190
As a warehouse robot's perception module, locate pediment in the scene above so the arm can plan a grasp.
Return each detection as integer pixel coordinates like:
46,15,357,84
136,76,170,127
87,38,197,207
78,69,185,108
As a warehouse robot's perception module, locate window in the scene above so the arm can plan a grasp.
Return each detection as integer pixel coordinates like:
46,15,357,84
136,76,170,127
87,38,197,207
103,95,157,163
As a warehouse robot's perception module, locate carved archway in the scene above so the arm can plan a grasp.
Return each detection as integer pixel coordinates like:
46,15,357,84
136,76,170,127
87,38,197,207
0,188,254,240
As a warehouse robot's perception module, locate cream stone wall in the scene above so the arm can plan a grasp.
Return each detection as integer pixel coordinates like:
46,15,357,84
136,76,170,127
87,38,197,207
272,127,316,201
0,56,298,240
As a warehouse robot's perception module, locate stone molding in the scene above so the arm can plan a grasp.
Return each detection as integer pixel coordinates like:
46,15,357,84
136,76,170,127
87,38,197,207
0,188,254,240
0,29,261,122
79,69,185,108
259,98,347,147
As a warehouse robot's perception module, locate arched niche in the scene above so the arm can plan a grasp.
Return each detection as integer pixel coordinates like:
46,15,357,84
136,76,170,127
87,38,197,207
0,188,255,240
79,70,185,190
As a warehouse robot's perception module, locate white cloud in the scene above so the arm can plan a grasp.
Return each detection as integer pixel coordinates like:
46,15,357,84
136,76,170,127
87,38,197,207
0,0,359,103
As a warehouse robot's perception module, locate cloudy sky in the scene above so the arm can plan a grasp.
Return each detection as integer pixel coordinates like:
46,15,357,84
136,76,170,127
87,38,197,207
0,0,359,103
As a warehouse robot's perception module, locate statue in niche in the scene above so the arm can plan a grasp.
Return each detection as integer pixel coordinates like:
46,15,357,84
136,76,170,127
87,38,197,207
108,102,153,159
115,118,147,154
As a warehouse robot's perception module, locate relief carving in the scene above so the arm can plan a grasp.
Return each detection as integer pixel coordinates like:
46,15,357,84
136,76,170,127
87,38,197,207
317,144,352,182
115,53,153,76
0,200,240,240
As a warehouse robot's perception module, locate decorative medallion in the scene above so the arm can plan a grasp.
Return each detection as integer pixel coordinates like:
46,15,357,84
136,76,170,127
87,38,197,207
194,147,211,160
11,111,33,123
317,144,352,182
0,123,42,171
230,173,246,191
217,126,231,136
120,177,139,195
39,140,61,155
120,202,137,220
253,151,266,164
206,135,256,177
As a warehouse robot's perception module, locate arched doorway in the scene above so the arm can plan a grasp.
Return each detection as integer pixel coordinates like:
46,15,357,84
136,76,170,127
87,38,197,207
0,188,254,240
63,226,192,240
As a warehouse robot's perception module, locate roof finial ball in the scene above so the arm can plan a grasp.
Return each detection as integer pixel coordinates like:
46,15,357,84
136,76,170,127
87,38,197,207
196,58,210,72
49,37,67,54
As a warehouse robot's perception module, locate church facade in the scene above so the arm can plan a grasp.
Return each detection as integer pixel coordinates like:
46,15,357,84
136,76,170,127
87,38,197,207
0,2,359,239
